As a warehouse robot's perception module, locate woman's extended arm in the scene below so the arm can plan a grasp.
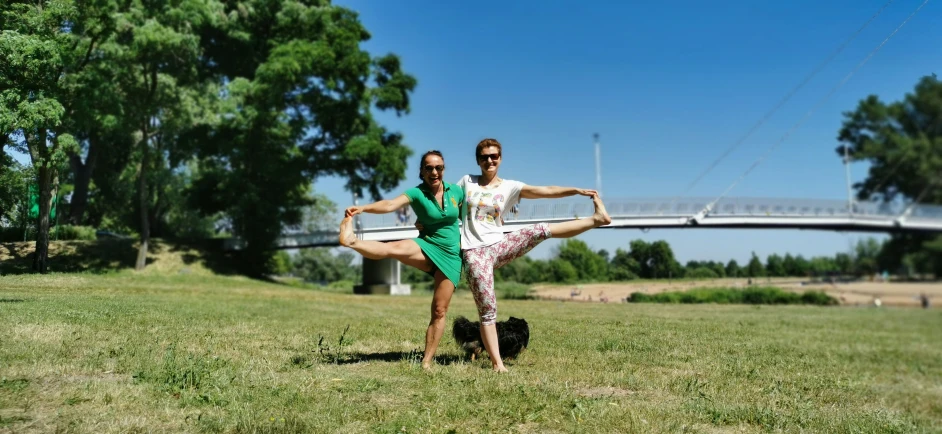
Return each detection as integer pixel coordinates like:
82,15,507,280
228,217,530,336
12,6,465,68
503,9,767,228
345,194,410,217
520,185,597,199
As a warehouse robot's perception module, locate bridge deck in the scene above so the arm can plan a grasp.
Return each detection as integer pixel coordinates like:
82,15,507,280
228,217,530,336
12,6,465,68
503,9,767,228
221,197,942,250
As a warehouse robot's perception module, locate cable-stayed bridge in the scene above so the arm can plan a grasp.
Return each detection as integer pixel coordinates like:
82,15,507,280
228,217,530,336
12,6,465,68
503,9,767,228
222,196,942,251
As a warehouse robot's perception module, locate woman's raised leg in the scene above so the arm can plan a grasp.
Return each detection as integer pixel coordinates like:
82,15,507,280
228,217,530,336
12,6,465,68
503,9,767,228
421,270,455,369
546,194,611,239
339,216,433,272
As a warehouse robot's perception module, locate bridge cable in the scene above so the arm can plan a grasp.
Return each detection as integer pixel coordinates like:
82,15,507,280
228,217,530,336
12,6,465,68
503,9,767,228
896,174,942,220
670,0,897,205
697,0,931,218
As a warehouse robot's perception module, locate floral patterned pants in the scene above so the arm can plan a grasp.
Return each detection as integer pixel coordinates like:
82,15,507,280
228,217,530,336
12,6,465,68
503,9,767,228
462,223,552,325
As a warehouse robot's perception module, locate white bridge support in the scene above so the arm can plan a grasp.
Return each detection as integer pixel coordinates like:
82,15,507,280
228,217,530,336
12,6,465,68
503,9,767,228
354,257,411,296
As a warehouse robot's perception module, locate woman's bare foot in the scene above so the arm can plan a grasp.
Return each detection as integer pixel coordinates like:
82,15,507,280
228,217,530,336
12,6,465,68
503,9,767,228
493,365,508,373
422,361,433,370
339,217,358,247
592,194,612,226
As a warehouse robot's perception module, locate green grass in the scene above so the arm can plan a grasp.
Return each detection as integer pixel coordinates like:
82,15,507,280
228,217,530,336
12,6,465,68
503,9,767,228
1,273,940,433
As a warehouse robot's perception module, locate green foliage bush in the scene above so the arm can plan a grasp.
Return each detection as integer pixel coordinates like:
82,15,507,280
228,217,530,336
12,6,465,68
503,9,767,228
628,286,837,306
496,281,532,300
0,225,97,242
685,267,719,279
55,225,98,241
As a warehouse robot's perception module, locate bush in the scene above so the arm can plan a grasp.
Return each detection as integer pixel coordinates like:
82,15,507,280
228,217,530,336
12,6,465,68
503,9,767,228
55,225,97,241
628,286,838,306
685,267,719,279
495,281,532,300
0,225,97,242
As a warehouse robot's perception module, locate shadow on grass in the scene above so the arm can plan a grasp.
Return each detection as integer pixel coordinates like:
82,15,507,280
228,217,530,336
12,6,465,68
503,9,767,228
0,238,241,276
335,351,466,366
0,298,26,303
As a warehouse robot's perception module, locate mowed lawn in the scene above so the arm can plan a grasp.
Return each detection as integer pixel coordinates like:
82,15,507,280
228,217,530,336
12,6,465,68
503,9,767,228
1,273,940,433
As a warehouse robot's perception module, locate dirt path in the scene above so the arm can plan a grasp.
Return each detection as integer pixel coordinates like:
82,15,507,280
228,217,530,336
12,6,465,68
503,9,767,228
531,278,940,308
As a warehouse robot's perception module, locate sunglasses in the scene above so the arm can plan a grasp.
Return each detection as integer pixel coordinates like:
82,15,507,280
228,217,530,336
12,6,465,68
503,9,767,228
477,153,501,162
423,164,445,172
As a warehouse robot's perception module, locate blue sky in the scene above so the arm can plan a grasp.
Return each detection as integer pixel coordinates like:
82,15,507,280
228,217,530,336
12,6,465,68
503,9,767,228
10,0,936,264
312,0,940,264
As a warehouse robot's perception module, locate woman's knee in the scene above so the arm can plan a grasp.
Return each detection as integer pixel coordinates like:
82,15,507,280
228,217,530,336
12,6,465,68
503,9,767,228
431,302,449,320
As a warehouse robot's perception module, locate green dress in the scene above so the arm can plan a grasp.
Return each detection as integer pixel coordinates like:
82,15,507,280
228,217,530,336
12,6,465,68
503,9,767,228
404,182,465,288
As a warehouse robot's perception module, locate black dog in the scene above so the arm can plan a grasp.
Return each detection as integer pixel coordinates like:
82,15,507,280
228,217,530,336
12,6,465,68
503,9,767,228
452,315,530,361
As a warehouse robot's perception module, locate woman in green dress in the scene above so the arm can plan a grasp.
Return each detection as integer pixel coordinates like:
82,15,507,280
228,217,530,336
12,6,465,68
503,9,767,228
339,150,464,370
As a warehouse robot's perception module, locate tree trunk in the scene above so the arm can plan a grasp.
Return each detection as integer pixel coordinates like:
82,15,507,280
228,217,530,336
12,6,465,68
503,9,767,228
67,140,97,225
135,137,149,271
32,129,53,273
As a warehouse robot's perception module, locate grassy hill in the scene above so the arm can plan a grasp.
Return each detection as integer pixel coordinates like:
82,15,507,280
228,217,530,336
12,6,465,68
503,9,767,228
0,239,240,276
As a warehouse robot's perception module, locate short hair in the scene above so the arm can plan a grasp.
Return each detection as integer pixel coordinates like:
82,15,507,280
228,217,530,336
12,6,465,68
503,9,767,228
475,138,502,159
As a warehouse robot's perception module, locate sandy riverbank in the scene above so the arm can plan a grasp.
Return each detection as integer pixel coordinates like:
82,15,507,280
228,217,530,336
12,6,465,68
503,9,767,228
531,278,940,307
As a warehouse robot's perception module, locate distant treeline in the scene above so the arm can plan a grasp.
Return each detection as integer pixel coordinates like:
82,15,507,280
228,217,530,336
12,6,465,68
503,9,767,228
285,235,936,288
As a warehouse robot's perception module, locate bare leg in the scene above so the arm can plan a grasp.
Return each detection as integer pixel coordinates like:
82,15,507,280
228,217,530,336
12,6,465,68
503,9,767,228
479,323,507,372
546,194,611,239
422,270,455,369
339,217,433,272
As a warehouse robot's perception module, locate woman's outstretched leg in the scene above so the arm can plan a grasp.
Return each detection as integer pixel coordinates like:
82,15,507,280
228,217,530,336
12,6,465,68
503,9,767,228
422,270,455,370
339,216,433,272
546,194,611,239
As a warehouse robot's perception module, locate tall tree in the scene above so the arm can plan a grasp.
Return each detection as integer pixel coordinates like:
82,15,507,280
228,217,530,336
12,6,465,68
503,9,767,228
110,0,215,270
0,0,93,272
555,239,608,281
746,252,765,278
188,0,417,276
765,253,786,277
837,74,942,276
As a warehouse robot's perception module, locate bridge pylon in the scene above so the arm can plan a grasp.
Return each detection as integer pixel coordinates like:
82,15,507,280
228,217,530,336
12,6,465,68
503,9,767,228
354,258,411,296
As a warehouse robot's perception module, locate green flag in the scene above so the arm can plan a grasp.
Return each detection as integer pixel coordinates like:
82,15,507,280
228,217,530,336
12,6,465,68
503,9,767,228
27,184,56,220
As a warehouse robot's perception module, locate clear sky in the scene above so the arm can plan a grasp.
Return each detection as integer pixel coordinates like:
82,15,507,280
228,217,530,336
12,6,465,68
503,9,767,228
312,0,941,264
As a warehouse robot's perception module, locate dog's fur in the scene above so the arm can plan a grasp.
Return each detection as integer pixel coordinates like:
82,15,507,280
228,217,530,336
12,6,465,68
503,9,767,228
452,315,530,361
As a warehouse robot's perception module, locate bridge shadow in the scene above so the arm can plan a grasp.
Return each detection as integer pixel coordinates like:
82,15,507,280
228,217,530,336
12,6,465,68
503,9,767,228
333,350,466,366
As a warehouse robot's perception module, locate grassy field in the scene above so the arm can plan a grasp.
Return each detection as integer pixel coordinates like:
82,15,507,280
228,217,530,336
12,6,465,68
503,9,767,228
1,273,941,433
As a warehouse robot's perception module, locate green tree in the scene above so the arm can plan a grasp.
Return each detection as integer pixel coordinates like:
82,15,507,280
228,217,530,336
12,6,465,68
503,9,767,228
627,239,680,279
834,253,853,277
187,0,417,276
837,74,942,277
495,256,546,284
0,0,88,271
548,259,578,283
609,248,640,281
853,238,882,277
293,248,358,283
746,252,765,278
765,253,786,277
107,0,214,270
555,239,608,281
686,267,718,279
710,261,726,278
725,259,741,278
0,157,31,228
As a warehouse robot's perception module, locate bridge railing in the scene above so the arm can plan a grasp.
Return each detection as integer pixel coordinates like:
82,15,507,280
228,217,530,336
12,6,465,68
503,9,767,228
347,197,941,229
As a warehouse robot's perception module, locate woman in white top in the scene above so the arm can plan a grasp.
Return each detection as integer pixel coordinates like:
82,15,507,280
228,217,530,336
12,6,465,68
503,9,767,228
458,138,611,372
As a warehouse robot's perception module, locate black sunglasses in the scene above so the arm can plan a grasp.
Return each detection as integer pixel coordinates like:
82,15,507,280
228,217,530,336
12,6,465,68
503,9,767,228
423,164,445,172
477,153,501,162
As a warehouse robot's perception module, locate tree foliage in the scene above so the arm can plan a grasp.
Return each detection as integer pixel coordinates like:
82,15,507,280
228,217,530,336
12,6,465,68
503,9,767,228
837,74,942,277
1,0,417,276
